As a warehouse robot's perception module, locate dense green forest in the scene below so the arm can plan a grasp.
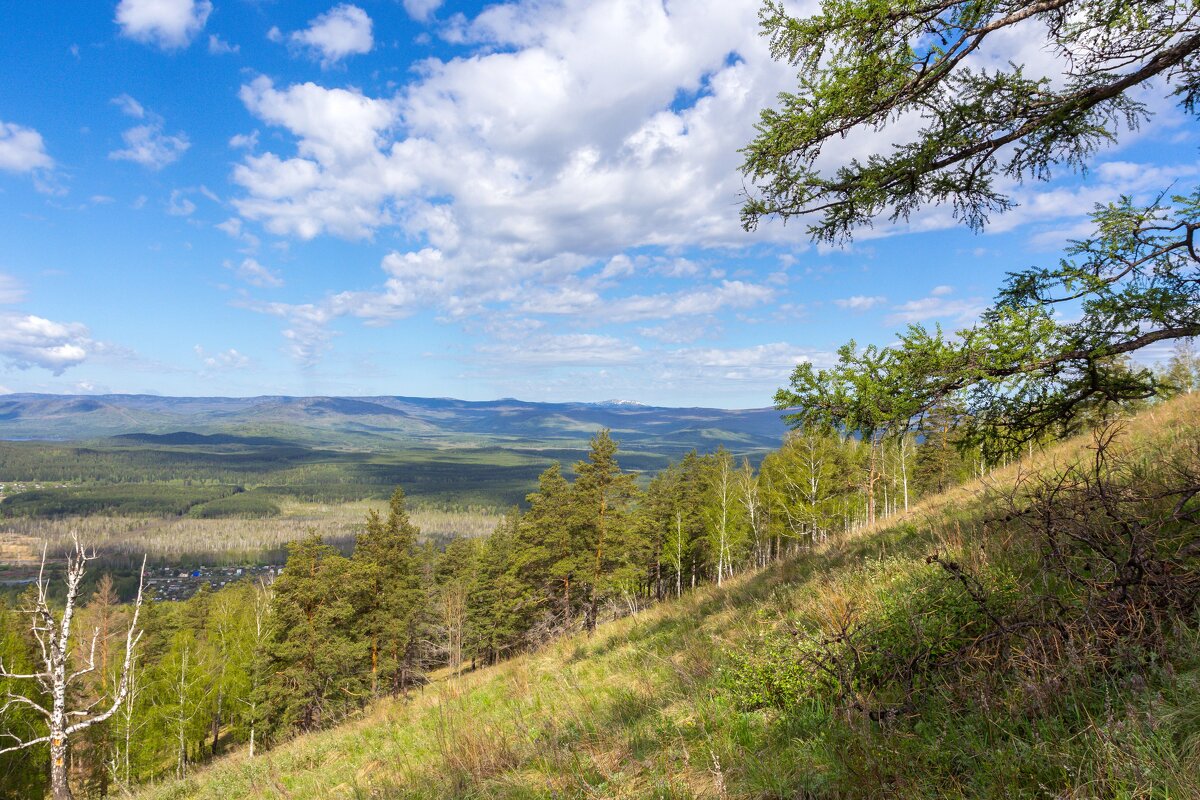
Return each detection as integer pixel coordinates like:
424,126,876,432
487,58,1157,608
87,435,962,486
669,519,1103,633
0,439,690,513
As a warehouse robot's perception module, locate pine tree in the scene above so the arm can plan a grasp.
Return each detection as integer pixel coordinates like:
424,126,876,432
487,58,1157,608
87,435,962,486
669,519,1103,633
572,430,638,633
354,489,424,697
257,535,366,738
512,463,576,634
467,512,534,664
913,402,971,498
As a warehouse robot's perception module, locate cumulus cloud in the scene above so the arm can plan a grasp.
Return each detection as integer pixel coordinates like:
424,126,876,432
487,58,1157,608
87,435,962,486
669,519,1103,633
0,121,53,173
231,0,795,253
216,217,261,252
0,313,91,374
111,94,146,119
228,130,258,150
115,0,212,50
224,0,811,362
605,281,773,323
167,189,196,216
227,0,1165,370
290,4,374,66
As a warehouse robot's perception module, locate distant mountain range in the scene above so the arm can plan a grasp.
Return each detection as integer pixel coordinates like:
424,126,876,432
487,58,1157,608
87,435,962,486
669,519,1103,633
0,394,789,456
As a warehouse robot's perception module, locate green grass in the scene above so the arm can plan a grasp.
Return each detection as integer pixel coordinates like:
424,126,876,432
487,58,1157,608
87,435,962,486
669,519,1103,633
133,394,1200,799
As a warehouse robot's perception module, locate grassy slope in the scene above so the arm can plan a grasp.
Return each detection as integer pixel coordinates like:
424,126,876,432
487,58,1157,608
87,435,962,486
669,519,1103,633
135,394,1200,800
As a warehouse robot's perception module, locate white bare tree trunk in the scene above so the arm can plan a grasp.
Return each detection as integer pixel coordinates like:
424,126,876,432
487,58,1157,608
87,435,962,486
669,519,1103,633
0,535,145,800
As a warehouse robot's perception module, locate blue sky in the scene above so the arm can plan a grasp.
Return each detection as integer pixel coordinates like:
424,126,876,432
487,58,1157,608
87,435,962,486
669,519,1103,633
0,0,1194,407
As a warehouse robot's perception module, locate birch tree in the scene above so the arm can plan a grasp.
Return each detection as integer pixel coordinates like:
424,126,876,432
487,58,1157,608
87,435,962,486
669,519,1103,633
0,536,145,800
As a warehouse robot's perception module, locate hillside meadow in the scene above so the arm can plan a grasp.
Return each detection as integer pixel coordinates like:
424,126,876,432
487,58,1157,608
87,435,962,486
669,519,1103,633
129,392,1200,799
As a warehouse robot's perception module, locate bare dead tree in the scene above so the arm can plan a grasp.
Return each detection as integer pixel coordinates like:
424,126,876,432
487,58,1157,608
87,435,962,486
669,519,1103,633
0,534,146,800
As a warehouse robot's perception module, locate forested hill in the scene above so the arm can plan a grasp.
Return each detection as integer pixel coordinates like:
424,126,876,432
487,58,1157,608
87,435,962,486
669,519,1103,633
130,394,1200,800
0,393,785,452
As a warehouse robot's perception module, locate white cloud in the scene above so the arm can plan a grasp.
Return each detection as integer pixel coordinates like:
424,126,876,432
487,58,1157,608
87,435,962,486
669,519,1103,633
0,313,91,374
167,189,196,216
111,94,146,119
604,281,773,323
110,96,191,170
228,0,1186,371
225,0,811,361
115,0,212,50
290,4,374,66
227,257,284,288
0,121,53,173
231,0,796,253
636,321,710,344
110,124,190,169
208,34,238,55
229,130,259,150
833,295,886,312
216,217,261,251
403,0,443,22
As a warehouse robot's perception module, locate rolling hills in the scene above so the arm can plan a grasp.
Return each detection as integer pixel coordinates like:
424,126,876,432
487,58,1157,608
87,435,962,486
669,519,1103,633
0,394,788,512
0,394,787,453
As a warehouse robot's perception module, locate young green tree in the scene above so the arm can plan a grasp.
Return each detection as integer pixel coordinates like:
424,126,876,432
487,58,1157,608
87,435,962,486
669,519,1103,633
775,343,923,524
703,447,747,586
